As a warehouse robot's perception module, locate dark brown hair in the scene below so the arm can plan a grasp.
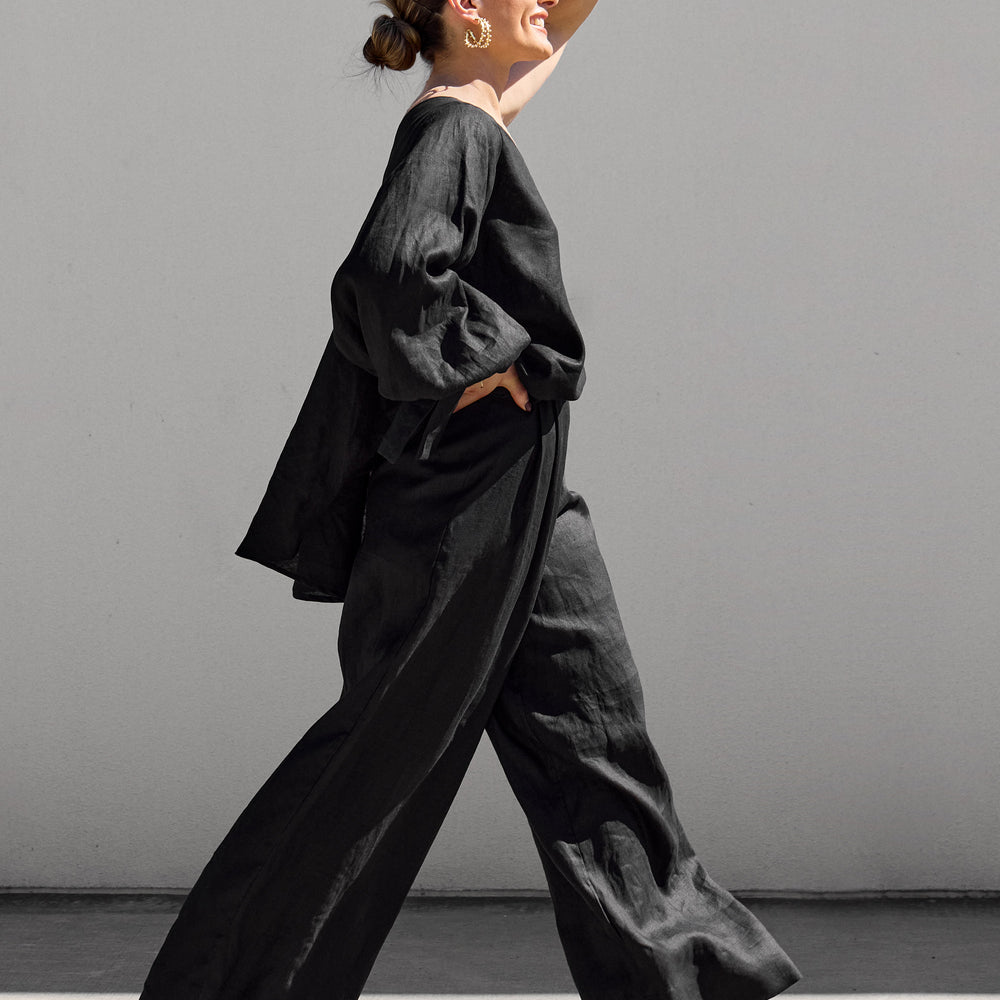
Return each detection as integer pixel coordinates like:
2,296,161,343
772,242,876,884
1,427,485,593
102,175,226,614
363,0,448,71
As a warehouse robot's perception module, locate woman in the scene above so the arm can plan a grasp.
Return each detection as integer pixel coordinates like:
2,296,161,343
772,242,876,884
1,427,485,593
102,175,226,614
141,1,802,998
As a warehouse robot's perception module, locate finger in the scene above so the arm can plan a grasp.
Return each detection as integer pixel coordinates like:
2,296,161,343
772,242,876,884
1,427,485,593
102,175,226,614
502,374,531,411
513,386,531,411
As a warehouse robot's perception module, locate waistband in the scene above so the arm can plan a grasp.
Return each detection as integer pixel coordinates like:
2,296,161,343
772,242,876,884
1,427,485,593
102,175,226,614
376,391,465,464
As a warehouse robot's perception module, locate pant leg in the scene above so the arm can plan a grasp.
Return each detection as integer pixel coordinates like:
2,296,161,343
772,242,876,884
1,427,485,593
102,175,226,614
141,392,569,1000
487,489,802,1000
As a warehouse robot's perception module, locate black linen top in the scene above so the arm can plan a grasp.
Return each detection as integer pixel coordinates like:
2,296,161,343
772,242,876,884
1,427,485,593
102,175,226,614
236,97,586,601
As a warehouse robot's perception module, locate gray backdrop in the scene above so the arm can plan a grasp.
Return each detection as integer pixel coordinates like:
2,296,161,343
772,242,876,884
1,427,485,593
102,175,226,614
3,1,998,892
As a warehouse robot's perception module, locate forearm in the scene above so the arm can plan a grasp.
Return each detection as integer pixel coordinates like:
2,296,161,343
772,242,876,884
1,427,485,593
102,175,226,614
501,0,600,123
545,0,600,44
346,274,532,402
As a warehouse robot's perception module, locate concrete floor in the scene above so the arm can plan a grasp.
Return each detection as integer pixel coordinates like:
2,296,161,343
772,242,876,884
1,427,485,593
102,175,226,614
0,894,998,999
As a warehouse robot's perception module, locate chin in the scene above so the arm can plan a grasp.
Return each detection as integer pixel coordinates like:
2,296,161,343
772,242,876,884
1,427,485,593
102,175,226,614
524,40,553,60
515,29,552,61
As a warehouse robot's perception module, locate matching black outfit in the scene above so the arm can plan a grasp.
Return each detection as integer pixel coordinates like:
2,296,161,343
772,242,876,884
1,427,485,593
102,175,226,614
141,97,801,1000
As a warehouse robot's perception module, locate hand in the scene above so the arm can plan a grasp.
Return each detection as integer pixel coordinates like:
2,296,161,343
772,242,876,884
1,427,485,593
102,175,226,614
453,364,531,413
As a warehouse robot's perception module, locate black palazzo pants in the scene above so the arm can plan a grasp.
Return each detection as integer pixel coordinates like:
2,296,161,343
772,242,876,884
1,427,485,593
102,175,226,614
141,393,801,1000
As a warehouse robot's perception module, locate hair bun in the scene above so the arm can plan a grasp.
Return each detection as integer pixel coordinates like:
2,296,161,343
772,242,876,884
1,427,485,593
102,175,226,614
363,12,421,72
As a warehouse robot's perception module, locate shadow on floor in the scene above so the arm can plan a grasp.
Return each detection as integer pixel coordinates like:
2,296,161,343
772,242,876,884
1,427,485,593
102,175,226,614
1,894,998,995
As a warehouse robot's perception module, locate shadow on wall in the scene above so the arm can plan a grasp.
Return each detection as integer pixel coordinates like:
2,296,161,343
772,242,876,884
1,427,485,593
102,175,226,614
1,895,1000,995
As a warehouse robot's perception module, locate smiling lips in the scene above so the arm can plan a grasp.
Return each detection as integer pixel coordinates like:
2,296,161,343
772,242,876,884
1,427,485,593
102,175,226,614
529,13,547,30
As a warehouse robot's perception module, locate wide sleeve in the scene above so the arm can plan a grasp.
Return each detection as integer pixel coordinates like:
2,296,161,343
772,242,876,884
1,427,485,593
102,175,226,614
330,107,532,402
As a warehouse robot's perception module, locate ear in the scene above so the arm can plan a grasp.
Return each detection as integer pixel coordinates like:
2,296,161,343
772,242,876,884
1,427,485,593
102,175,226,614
442,0,480,19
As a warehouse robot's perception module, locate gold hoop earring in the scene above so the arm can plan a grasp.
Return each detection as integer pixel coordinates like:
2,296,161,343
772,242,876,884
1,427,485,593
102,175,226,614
464,15,492,49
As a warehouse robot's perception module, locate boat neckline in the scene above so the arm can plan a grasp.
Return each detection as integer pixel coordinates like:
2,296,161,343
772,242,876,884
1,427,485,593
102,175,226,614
403,95,517,147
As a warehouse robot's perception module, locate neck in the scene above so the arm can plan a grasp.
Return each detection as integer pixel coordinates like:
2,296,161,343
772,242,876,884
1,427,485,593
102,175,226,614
421,57,512,121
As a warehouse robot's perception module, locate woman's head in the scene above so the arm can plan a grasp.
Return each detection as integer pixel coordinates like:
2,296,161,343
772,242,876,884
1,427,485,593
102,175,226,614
363,0,556,73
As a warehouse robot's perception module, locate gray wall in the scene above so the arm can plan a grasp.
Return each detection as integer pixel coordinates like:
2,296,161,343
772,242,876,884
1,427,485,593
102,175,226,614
3,2,998,891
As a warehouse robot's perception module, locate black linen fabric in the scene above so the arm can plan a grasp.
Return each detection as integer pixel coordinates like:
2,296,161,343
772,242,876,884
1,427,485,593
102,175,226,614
145,395,801,1000
331,98,586,405
145,97,802,1000
236,98,585,600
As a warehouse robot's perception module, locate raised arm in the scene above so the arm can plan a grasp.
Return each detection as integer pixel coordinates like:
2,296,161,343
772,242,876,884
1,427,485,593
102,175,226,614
499,0,600,124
